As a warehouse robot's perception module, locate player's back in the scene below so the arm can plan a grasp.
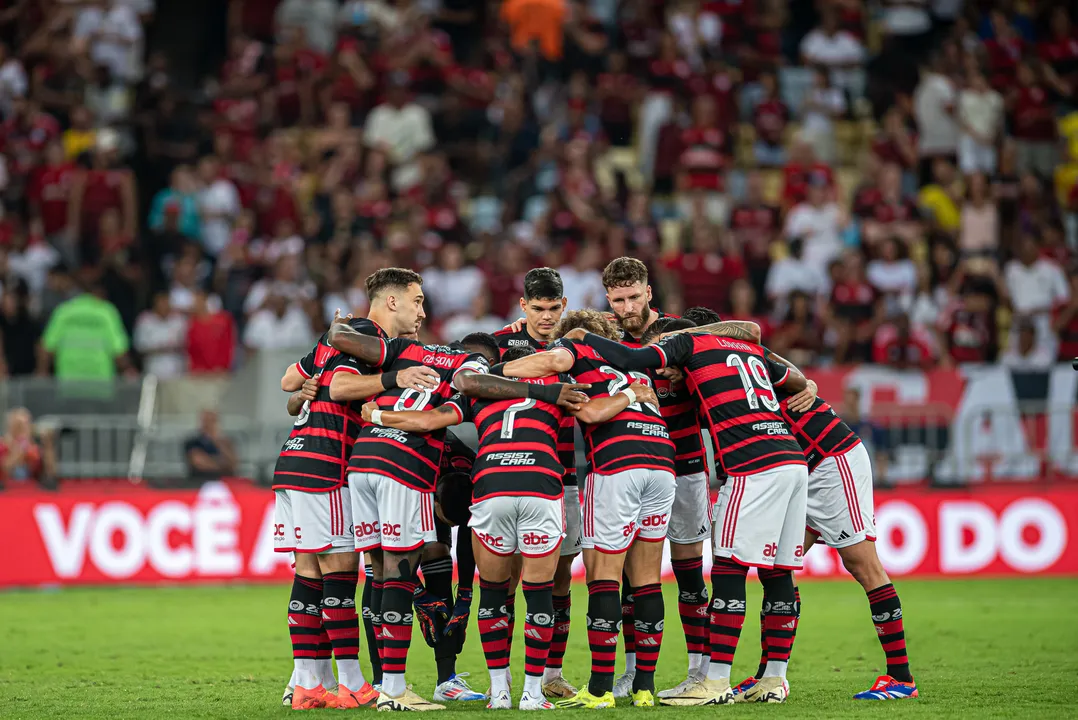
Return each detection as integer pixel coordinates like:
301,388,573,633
665,334,804,476
274,319,385,491
779,395,861,472
652,372,705,477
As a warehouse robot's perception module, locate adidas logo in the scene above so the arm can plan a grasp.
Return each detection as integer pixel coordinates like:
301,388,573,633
491,619,509,630
638,637,660,646
288,617,298,625
525,629,543,640
604,636,618,645
838,531,850,541
697,524,708,535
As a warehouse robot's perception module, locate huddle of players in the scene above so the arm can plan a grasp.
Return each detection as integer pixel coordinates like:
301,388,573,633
273,258,918,712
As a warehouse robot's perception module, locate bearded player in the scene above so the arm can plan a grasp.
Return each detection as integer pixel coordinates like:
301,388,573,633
495,268,581,698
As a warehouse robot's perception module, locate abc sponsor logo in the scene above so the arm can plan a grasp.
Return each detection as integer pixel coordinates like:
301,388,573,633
476,531,504,548
522,532,550,546
641,513,668,528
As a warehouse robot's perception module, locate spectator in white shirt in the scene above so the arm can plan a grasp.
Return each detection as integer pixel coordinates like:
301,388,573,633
441,289,506,341
800,9,867,94
1000,317,1054,371
957,69,1003,175
244,254,316,316
0,42,26,118
275,0,338,55
1004,234,1070,357
913,54,958,183
197,155,240,258
423,243,486,318
867,237,918,315
800,67,847,165
783,177,846,277
364,74,435,192
766,237,830,309
243,292,314,351
559,243,607,311
75,0,144,83
133,292,187,378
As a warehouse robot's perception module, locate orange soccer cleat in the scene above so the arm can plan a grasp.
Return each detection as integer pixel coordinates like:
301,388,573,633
292,684,332,710
335,683,379,709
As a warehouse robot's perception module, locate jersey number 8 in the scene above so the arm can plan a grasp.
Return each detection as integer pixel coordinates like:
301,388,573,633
726,355,779,412
394,387,433,411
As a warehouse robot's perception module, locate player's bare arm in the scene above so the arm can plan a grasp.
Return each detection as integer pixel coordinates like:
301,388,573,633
500,347,575,378
281,362,307,391
329,365,440,402
361,402,461,433
764,349,818,412
287,373,320,415
572,381,657,424
454,369,590,411
326,321,386,364
669,319,762,343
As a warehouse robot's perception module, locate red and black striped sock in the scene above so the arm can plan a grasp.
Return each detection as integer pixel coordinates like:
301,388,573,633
380,578,417,689
587,579,621,695
708,558,748,679
477,578,511,674
758,568,796,677
547,594,572,670
288,574,324,674
671,557,709,673
867,583,912,683
505,592,517,661
756,585,799,678
322,571,366,689
621,579,637,672
522,580,555,694
361,568,382,685
630,583,664,693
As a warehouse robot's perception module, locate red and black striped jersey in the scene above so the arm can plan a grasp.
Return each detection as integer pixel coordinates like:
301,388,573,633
654,333,806,476
495,326,578,487
779,396,861,472
445,373,570,502
619,309,678,348
347,338,489,492
548,338,675,476
273,319,387,492
652,372,706,477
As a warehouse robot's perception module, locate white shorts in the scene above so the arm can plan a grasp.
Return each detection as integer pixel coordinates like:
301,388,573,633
273,487,353,554
668,472,713,545
469,494,565,557
348,472,437,553
807,442,876,549
712,464,808,569
582,469,676,554
562,485,582,557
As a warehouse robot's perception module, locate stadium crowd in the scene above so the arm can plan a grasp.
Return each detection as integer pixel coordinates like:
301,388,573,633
0,0,1075,383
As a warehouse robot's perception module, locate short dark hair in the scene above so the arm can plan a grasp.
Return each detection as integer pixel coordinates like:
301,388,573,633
435,471,473,527
459,332,499,365
524,268,564,301
641,317,696,345
683,306,722,326
365,268,423,301
501,345,536,363
602,257,649,290
552,309,620,341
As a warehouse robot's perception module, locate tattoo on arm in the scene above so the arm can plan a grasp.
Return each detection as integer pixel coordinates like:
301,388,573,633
456,371,531,400
684,320,762,343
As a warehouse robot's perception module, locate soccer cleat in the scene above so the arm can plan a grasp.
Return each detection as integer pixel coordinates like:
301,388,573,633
542,675,579,699
731,676,757,701
853,675,918,700
292,684,330,710
657,672,705,699
519,692,556,710
657,678,733,706
555,688,616,709
434,673,487,702
335,683,379,708
283,685,294,707
631,689,655,707
486,669,513,697
743,677,789,703
487,690,513,710
377,689,447,711
612,671,635,699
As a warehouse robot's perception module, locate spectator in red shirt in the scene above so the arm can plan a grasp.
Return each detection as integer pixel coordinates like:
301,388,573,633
26,140,75,264
828,252,882,363
872,312,936,369
68,130,136,267
663,220,745,311
728,170,780,297
1053,274,1078,362
639,33,691,179
770,289,824,367
1038,7,1078,104
596,50,640,147
871,106,919,178
751,71,788,167
0,407,54,489
781,138,835,207
677,93,730,222
1008,61,1057,179
686,56,740,129
941,276,999,366
186,290,236,373
983,10,1025,90
861,163,922,248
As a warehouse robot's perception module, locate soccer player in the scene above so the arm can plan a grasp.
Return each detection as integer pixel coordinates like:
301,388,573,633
327,319,588,711
631,318,715,699
501,310,675,709
275,268,442,710
494,268,581,698
570,325,812,705
732,355,917,701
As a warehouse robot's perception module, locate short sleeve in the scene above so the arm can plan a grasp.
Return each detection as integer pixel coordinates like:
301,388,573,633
547,338,579,361
323,351,375,376
444,392,472,424
654,333,693,367
295,344,318,378
381,337,417,368
451,353,489,390
767,358,791,387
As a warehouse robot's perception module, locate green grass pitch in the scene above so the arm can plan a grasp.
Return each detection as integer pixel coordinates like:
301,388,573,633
1,577,1076,719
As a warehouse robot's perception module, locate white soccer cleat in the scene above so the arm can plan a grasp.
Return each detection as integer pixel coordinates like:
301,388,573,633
282,684,294,707
743,677,789,704
434,673,487,702
487,690,513,710
657,672,705,699
612,671,635,699
519,691,556,710
377,688,447,711
657,678,734,707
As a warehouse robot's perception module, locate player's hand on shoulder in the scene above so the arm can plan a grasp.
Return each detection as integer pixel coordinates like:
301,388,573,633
398,364,440,390
361,401,379,422
556,383,591,410
332,308,353,326
509,317,526,333
785,379,817,413
630,380,658,406
299,373,320,402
